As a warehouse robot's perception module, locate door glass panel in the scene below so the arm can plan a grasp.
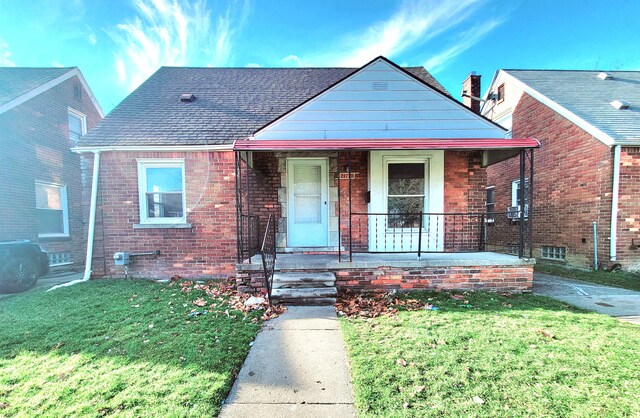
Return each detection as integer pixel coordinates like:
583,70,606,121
293,165,321,224
388,163,424,195
387,163,425,228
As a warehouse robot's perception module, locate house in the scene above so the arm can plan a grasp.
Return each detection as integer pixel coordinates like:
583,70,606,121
0,67,103,271
76,57,538,301
482,70,640,271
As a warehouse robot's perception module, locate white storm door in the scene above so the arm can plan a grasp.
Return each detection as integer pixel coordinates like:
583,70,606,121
287,159,328,247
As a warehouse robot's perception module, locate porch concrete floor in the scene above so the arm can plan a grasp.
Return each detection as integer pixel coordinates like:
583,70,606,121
239,251,532,271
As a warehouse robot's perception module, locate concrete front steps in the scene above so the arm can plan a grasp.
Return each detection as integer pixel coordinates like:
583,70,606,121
271,272,337,305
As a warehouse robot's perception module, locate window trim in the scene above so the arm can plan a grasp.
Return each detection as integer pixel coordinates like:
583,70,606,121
68,107,87,144
35,181,70,238
382,157,430,230
137,158,187,225
497,83,505,103
485,186,495,223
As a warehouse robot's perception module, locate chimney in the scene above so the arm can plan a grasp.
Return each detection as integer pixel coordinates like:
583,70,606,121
462,72,481,114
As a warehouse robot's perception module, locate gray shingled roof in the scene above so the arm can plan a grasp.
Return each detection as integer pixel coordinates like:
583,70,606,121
80,66,449,147
505,70,640,145
0,67,73,106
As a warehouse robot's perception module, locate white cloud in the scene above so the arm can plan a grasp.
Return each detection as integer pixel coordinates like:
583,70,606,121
287,0,503,70
111,0,250,91
423,19,503,73
88,33,97,45
245,63,262,68
281,54,302,67
52,61,65,68
0,39,15,67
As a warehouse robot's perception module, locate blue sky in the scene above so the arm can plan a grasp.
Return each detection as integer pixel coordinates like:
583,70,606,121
1,0,638,113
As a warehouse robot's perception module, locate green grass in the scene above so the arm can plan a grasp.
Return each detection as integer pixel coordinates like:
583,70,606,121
340,291,640,417
0,279,261,417
535,262,640,291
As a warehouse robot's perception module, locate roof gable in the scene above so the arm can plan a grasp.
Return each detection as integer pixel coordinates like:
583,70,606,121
253,57,506,141
79,62,449,147
486,69,640,146
0,67,104,117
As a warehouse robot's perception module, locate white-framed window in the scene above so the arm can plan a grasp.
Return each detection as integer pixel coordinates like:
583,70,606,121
137,159,186,224
485,186,495,222
35,182,69,237
68,108,87,145
541,246,566,260
510,178,530,219
386,161,427,228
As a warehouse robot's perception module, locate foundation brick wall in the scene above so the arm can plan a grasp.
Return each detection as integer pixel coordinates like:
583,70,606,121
236,264,534,294
0,76,102,269
487,93,618,269
85,150,238,279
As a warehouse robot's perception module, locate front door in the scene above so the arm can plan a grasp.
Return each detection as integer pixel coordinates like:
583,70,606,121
287,158,328,247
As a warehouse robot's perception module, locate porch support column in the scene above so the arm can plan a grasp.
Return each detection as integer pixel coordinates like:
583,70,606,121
337,150,342,262
235,151,243,263
518,149,526,258
528,148,534,258
348,150,353,262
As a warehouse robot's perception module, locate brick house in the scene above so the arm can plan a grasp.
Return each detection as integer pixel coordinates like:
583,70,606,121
482,70,640,271
0,67,103,271
76,57,538,301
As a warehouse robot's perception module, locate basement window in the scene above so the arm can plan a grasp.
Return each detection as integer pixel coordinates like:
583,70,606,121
137,159,186,224
49,251,72,266
541,246,566,260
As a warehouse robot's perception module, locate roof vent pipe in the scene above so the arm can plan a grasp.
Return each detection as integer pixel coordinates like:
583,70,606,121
180,93,196,102
598,72,612,80
611,100,630,110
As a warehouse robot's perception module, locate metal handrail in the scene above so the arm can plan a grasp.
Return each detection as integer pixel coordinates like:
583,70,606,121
260,213,276,304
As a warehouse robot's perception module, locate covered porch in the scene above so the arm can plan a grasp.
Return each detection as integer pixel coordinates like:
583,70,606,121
233,138,538,297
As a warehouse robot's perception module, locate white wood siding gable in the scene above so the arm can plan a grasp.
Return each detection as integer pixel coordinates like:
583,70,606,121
253,58,506,141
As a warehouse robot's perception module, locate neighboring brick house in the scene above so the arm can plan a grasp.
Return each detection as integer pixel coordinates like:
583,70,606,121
482,70,640,271
0,67,103,270
76,57,538,296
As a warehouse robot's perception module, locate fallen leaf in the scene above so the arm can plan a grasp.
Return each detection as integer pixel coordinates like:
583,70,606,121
473,396,485,404
396,358,407,367
415,385,425,393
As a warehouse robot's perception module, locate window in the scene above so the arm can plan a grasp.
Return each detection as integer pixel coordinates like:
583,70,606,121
49,251,72,266
497,83,505,102
541,246,566,260
68,108,87,145
510,179,530,219
387,162,426,228
485,186,495,222
138,159,186,224
35,182,69,237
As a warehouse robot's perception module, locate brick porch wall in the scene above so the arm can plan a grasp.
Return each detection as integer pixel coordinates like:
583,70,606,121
0,76,102,269
237,264,533,294
487,93,615,269
85,150,238,279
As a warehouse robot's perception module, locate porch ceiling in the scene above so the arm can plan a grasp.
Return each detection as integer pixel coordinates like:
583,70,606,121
233,137,540,151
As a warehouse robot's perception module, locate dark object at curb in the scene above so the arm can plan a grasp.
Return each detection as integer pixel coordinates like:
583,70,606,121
0,240,49,293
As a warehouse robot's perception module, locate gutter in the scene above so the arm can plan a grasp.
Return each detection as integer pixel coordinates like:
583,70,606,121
610,145,621,261
49,151,101,290
71,144,232,153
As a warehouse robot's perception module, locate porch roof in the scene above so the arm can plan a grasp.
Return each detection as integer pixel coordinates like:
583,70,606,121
233,137,540,151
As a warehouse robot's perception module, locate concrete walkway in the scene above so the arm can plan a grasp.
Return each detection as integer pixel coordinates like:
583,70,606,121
534,273,640,324
220,306,357,418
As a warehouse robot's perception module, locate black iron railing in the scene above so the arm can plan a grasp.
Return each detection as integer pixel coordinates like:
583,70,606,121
260,213,276,303
238,214,261,262
349,211,530,258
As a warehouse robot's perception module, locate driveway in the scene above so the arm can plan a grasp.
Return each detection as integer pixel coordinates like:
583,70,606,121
534,272,640,325
0,271,82,300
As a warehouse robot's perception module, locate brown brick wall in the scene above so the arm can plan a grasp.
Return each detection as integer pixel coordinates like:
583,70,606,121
0,76,101,269
618,147,640,269
487,93,615,268
236,264,534,293
85,151,238,279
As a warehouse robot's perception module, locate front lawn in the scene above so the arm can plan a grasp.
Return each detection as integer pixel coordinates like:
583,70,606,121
0,279,262,416
535,262,640,291
339,291,640,417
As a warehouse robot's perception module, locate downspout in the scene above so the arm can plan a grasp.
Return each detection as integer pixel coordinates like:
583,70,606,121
610,145,621,262
49,151,101,290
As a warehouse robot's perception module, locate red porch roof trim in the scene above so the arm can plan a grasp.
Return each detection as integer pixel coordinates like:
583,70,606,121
233,138,540,151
